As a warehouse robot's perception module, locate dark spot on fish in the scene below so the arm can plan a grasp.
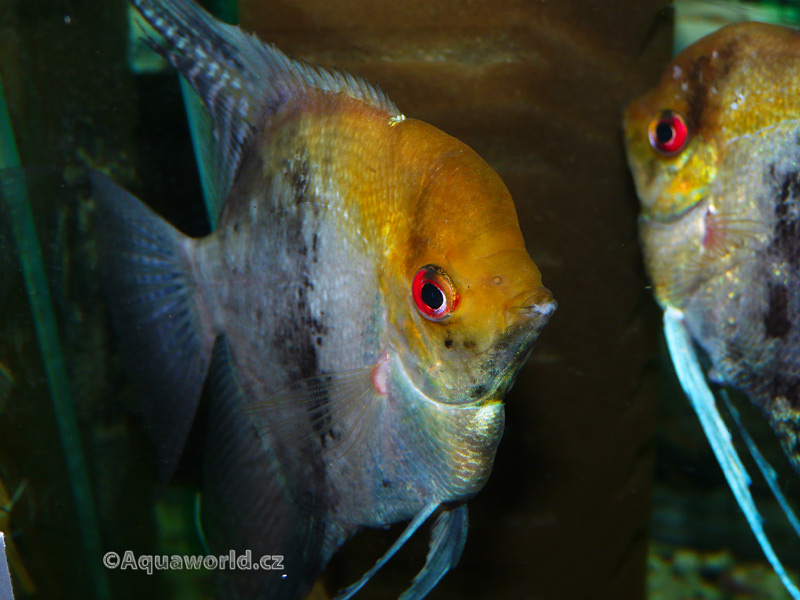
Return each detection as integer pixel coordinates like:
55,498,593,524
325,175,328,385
764,283,791,338
769,169,800,269
469,385,486,399
777,377,800,402
724,341,744,365
683,41,738,132
316,336,323,346
444,339,454,349
714,39,739,78
233,221,240,233
382,479,391,488
283,156,309,206
770,375,800,410
686,55,710,132
463,340,477,350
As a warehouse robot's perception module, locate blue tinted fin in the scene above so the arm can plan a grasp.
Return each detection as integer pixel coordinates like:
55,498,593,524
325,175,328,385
720,389,800,539
131,0,401,218
92,171,213,481
0,533,14,600
664,307,800,600
333,502,440,600
203,337,334,600
398,504,468,600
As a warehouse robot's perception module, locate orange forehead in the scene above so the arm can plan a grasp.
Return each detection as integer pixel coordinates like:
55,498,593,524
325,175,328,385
392,119,527,270
626,22,800,142
387,118,543,328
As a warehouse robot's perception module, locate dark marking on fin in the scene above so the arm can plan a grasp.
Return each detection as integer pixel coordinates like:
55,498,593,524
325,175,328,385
92,171,212,481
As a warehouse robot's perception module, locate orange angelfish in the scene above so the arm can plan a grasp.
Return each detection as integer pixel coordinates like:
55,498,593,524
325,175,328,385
93,1,556,599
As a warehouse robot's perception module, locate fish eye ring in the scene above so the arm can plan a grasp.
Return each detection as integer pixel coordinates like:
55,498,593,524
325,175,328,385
412,265,458,321
648,110,688,156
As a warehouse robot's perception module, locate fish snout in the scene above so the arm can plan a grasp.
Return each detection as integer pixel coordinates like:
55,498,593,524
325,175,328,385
505,287,557,331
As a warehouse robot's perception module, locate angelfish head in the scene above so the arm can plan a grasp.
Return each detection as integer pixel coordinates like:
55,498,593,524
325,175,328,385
384,119,555,496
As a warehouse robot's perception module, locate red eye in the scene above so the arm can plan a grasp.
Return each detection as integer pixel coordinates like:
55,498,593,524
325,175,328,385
412,265,458,321
648,110,688,155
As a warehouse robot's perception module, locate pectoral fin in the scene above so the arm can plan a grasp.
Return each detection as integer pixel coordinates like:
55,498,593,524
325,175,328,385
246,366,385,463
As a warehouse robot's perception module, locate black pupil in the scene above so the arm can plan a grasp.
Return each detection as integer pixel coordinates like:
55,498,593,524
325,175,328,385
421,282,444,310
655,120,675,144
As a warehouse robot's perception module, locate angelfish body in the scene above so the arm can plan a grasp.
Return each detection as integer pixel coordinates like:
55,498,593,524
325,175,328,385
624,23,800,473
95,1,555,599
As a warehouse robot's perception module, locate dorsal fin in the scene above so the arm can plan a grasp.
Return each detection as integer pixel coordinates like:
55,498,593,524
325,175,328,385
131,0,401,216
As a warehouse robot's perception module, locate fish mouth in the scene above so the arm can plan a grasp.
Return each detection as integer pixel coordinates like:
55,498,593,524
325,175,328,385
641,187,708,223
398,288,556,407
460,294,556,404
506,288,557,331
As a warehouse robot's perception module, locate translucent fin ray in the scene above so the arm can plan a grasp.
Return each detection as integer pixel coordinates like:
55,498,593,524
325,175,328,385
720,389,800,539
333,502,440,600
246,367,384,462
664,307,800,600
399,504,469,600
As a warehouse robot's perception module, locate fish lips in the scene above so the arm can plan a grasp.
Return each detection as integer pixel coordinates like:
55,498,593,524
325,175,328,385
463,292,557,404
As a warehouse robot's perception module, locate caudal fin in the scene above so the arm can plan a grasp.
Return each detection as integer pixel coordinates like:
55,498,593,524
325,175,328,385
92,171,213,481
